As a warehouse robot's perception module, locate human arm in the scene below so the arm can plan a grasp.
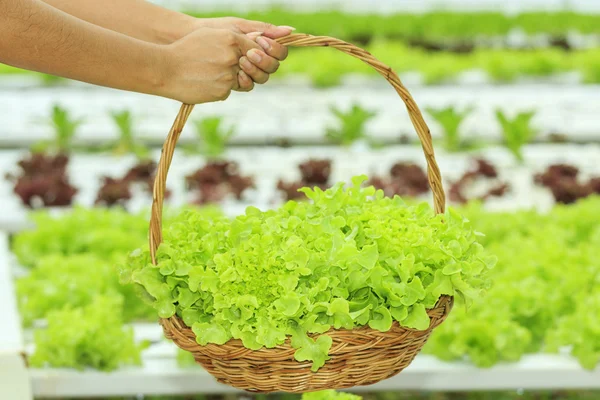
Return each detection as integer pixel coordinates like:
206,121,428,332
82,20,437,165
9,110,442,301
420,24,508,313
0,0,264,103
39,0,198,44
40,0,295,44
39,0,292,86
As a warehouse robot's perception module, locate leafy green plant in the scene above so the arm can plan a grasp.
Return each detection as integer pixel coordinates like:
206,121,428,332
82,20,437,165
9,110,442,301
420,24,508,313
16,253,155,326
302,390,362,400
110,110,149,158
121,176,493,371
11,206,225,268
183,10,600,41
425,106,474,152
11,207,149,268
29,295,147,371
189,116,235,159
424,197,600,370
33,105,84,153
326,104,377,146
547,292,600,370
495,110,537,163
40,73,66,86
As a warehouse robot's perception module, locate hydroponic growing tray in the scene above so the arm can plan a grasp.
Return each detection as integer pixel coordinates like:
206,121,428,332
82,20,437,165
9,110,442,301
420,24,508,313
0,84,598,147
2,225,600,399
2,145,600,398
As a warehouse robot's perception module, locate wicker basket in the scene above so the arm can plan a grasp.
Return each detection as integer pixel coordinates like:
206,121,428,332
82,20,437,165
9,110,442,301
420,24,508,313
148,34,452,393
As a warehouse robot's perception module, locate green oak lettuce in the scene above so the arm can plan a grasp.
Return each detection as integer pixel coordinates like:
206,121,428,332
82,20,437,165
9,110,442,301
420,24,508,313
121,176,492,371
424,197,600,370
29,295,146,371
16,254,156,326
12,207,149,268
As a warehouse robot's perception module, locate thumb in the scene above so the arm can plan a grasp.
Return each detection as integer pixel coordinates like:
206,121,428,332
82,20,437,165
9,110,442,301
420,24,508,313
236,19,295,39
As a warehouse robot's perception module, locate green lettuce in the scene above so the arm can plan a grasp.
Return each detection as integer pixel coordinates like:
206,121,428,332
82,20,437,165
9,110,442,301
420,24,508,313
424,197,600,370
29,296,147,371
122,176,492,371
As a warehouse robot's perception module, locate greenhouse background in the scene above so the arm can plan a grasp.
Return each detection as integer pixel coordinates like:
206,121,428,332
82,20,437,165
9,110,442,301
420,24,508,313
1,0,600,399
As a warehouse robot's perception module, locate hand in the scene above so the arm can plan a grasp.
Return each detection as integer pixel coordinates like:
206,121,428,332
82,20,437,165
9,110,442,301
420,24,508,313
158,28,266,104
192,18,292,91
195,17,295,40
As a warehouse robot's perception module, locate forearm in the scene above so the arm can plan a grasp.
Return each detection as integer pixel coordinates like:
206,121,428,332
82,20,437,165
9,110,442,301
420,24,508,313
40,0,195,43
0,0,167,96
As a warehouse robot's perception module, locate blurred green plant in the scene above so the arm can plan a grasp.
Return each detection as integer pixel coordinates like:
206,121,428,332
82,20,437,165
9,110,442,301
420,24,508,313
325,103,377,146
32,104,85,153
426,106,475,152
40,73,66,86
5,40,600,88
495,110,537,163
109,109,149,158
29,295,148,371
183,10,600,41
188,116,235,159
175,348,199,368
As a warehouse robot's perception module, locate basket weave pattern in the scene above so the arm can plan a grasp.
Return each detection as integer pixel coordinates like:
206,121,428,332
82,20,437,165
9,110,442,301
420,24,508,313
161,296,452,392
149,34,451,393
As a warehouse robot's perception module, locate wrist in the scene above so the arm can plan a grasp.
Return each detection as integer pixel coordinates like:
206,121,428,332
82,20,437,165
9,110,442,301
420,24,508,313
152,12,198,44
141,43,174,99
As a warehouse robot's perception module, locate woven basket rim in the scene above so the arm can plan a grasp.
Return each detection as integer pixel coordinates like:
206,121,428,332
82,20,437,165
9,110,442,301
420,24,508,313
160,294,453,351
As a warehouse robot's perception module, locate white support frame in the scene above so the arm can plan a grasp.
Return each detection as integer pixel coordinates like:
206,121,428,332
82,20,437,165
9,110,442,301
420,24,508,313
26,353,600,398
1,84,600,148
1,144,600,398
0,232,32,400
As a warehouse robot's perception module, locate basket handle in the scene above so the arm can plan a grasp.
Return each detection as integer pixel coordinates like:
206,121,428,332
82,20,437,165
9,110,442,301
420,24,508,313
149,33,446,263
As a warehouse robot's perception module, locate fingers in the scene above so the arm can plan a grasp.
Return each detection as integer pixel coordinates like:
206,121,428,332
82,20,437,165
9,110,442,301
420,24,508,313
235,70,254,92
233,31,287,88
239,55,270,84
236,33,263,56
236,32,284,73
255,36,289,61
236,19,295,39
249,48,281,75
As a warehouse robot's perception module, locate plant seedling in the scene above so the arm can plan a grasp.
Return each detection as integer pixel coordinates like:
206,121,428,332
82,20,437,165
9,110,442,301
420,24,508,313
325,103,376,146
425,106,474,152
33,104,84,153
495,109,537,163
191,116,235,159
110,110,149,159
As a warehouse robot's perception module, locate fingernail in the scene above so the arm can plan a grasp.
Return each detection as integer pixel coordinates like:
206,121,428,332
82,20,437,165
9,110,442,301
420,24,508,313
239,56,252,70
246,31,263,39
238,70,249,81
247,49,262,63
279,26,296,31
256,36,271,51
